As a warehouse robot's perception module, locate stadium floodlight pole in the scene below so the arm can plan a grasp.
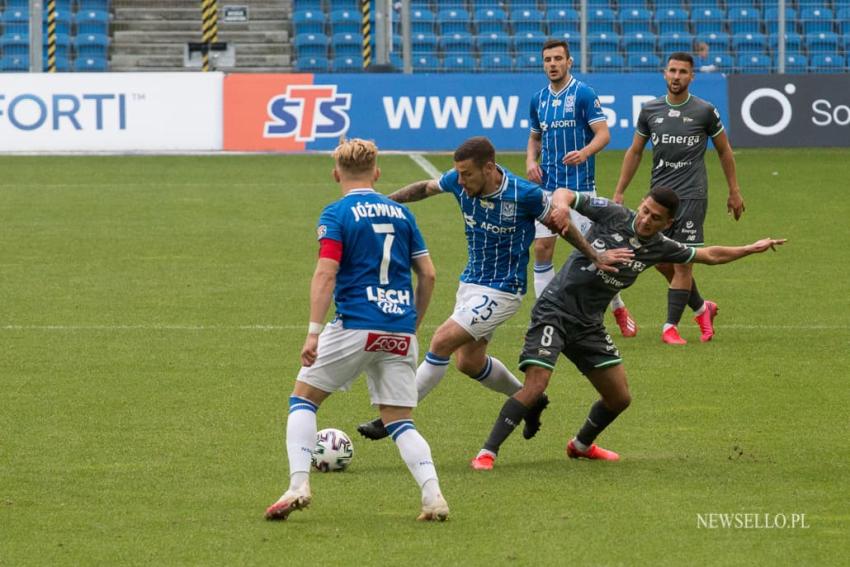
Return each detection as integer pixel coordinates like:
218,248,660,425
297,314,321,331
777,0,786,74
29,0,44,72
579,0,588,73
400,0,412,74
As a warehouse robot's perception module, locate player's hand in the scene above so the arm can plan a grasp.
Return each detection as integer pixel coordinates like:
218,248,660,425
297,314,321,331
748,238,787,253
301,334,320,367
612,191,625,205
563,149,587,166
548,206,571,235
526,162,543,184
594,247,635,273
727,190,745,220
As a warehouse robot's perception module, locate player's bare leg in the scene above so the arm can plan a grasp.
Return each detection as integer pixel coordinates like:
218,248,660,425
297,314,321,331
532,236,557,298
567,365,629,461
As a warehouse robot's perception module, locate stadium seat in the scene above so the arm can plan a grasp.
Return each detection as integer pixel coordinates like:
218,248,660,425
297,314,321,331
589,32,620,53
0,20,29,35
622,31,657,53
724,0,757,9
618,0,652,8
775,53,808,73
838,9,850,36
438,31,473,55
75,9,110,36
443,54,476,72
74,32,109,58
411,54,440,72
588,8,616,34
764,8,797,35
687,0,721,9
728,9,762,36
45,32,72,57
586,0,613,7
547,8,579,34
329,10,360,34
514,30,546,54
737,53,771,73
549,30,579,49
654,0,689,9
809,53,845,72
477,32,511,53
42,9,73,36
659,32,694,53
0,54,28,71
293,10,325,35
732,32,767,54
474,8,507,33
627,53,661,70
411,32,437,55
514,52,542,70
294,33,330,58
691,8,725,35
331,32,362,56
410,8,435,34
0,32,28,56
331,55,364,72
74,55,108,71
4,0,31,8
591,53,625,71
296,56,330,72
805,31,839,54
699,52,734,72
480,53,512,72
510,8,544,34
800,8,835,34
78,0,111,11
436,8,471,34
328,0,359,10
618,8,653,34
1,8,28,26
769,32,802,53
654,9,689,35
43,53,71,71
842,32,850,53
697,31,730,53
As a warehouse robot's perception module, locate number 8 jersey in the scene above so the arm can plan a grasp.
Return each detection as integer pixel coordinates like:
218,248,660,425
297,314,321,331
316,188,429,333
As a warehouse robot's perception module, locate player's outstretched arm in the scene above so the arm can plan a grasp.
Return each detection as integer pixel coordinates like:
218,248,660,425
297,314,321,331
693,238,786,265
613,132,648,204
411,255,436,332
388,179,442,204
712,131,745,220
302,257,339,367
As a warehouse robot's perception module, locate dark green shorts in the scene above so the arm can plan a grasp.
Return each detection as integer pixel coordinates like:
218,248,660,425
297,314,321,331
664,198,707,247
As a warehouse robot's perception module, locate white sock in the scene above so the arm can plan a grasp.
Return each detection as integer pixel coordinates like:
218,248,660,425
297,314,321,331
533,262,555,298
476,448,496,459
416,352,451,401
610,293,625,310
663,323,676,332
476,356,522,396
421,479,442,505
388,421,439,498
694,303,706,316
571,438,590,452
286,396,318,491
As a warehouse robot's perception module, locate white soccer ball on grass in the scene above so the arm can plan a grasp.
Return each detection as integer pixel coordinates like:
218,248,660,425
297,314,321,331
312,428,354,472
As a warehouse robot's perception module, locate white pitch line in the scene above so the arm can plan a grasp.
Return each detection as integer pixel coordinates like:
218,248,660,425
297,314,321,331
409,153,442,180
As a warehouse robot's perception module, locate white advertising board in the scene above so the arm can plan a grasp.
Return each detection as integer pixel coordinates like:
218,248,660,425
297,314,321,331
0,72,223,152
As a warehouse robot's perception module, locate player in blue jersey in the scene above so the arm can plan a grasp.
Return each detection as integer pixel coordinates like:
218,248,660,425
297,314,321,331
357,136,630,443
265,139,449,522
525,39,638,339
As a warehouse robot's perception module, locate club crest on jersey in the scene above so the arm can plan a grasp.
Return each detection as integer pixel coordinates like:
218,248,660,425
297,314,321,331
629,237,643,249
500,201,516,222
317,225,327,239
565,96,576,112
668,109,681,117
365,333,410,356
654,117,664,123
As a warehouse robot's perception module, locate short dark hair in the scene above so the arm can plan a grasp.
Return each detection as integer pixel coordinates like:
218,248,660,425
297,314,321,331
453,136,496,168
667,52,694,67
647,186,680,217
542,39,570,58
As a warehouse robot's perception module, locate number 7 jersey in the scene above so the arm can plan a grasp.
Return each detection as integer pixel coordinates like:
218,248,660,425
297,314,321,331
316,188,429,333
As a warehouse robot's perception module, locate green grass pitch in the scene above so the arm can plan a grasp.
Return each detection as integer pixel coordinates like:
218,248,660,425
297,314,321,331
1,149,848,565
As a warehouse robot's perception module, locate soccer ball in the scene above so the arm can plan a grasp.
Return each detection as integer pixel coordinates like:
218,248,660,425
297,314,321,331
312,428,354,472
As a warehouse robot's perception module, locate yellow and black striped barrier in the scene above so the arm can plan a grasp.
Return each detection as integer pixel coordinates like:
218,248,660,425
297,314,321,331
46,0,57,72
360,0,371,69
200,0,219,72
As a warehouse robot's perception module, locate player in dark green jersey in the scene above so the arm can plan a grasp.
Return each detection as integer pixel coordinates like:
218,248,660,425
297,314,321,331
470,187,784,469
613,52,746,345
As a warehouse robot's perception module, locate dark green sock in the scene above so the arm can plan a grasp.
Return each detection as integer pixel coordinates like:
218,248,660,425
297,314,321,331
666,288,690,325
483,397,529,455
688,279,704,312
576,400,623,446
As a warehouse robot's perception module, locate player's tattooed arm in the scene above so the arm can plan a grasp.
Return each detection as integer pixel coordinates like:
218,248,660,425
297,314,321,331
388,179,442,203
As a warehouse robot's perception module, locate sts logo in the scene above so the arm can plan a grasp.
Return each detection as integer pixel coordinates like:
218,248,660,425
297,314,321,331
264,85,351,142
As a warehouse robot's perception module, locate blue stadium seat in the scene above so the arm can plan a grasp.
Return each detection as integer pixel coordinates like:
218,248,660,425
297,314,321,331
443,54,476,72
809,53,845,72
294,33,330,58
547,8,579,34
296,56,330,72
42,9,73,36
474,7,507,33
589,32,620,53
688,0,721,9
728,8,761,35
628,53,661,70
43,53,71,71
838,9,850,35
3,0,31,8
797,0,831,9
697,31,730,53
331,55,364,72
737,53,771,72
834,0,850,9
775,53,808,73
618,0,652,8
75,9,110,36
438,31,473,54
412,54,440,72
410,8,435,34
331,32,362,56
618,8,653,34
293,10,325,35
691,8,725,35
769,32,802,53
724,0,757,9
659,31,694,53
805,31,839,53
0,54,28,71
0,32,28,56
622,31,657,53
514,52,542,70
654,0,688,9
328,0,359,10
764,8,797,35
549,30,579,49
732,32,767,54
588,8,616,34
514,30,547,54
329,10,360,34
842,32,850,52
411,32,437,55
655,9,689,34
45,32,73,57
1,20,28,35
1,8,28,25
477,31,511,53
74,32,109,58
800,8,835,34
74,55,108,71
480,53,513,71
586,0,612,7
78,0,111,11
436,8,471,34
591,53,625,71
510,8,544,34
699,52,734,72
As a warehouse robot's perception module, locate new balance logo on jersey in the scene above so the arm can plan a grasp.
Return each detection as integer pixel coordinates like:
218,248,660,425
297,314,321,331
366,286,411,315
365,333,410,355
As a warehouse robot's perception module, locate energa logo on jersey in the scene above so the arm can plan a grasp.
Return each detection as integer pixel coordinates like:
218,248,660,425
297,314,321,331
264,84,351,142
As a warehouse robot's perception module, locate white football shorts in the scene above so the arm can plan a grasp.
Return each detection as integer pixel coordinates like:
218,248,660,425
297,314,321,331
535,189,596,239
297,319,419,407
450,282,523,342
